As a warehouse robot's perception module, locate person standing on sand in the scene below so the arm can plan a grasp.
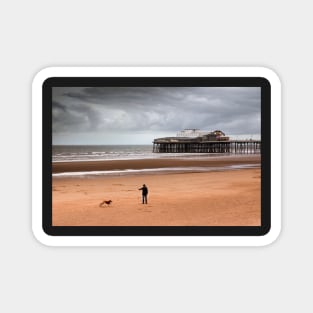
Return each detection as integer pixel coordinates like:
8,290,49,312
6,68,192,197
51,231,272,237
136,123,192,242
139,184,148,204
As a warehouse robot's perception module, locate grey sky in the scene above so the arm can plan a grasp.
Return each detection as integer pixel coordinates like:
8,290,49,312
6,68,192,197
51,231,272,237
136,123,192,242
52,87,261,145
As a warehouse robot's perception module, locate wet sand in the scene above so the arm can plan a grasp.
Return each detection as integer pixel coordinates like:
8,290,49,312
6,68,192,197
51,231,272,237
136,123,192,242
52,155,260,173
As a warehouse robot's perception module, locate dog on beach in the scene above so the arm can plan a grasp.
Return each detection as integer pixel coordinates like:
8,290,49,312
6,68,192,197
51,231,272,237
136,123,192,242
99,200,112,207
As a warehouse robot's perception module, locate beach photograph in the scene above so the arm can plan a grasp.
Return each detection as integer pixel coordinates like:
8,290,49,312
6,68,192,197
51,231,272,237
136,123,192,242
52,87,261,226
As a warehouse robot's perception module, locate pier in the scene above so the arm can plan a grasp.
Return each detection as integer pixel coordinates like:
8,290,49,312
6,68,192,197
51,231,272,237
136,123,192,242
153,129,261,154
153,139,261,154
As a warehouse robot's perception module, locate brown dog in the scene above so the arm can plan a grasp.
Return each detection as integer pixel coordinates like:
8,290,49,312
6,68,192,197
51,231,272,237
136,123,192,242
99,200,112,207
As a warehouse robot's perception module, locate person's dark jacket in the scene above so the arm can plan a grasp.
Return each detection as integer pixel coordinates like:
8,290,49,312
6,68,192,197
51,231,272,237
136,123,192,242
139,186,148,195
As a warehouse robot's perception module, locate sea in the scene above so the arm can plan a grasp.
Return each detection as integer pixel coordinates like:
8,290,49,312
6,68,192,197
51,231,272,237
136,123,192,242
52,145,259,177
53,145,157,162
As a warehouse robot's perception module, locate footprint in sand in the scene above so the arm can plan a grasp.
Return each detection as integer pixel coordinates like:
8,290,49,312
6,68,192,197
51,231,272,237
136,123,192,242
76,190,87,193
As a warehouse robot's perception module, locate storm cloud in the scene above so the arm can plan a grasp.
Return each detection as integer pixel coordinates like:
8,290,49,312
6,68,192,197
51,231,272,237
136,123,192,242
52,87,261,145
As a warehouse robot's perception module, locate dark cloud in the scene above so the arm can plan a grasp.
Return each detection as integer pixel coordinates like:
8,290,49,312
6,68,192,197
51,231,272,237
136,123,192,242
52,100,67,112
52,87,261,144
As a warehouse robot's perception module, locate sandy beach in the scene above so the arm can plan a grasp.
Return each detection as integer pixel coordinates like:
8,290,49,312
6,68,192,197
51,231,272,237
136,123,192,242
52,156,261,226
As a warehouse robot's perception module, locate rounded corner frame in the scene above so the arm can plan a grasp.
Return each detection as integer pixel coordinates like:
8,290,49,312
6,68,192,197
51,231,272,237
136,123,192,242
32,66,281,246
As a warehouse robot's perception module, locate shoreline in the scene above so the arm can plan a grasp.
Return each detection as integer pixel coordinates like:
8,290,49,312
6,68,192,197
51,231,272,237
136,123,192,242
52,155,261,174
